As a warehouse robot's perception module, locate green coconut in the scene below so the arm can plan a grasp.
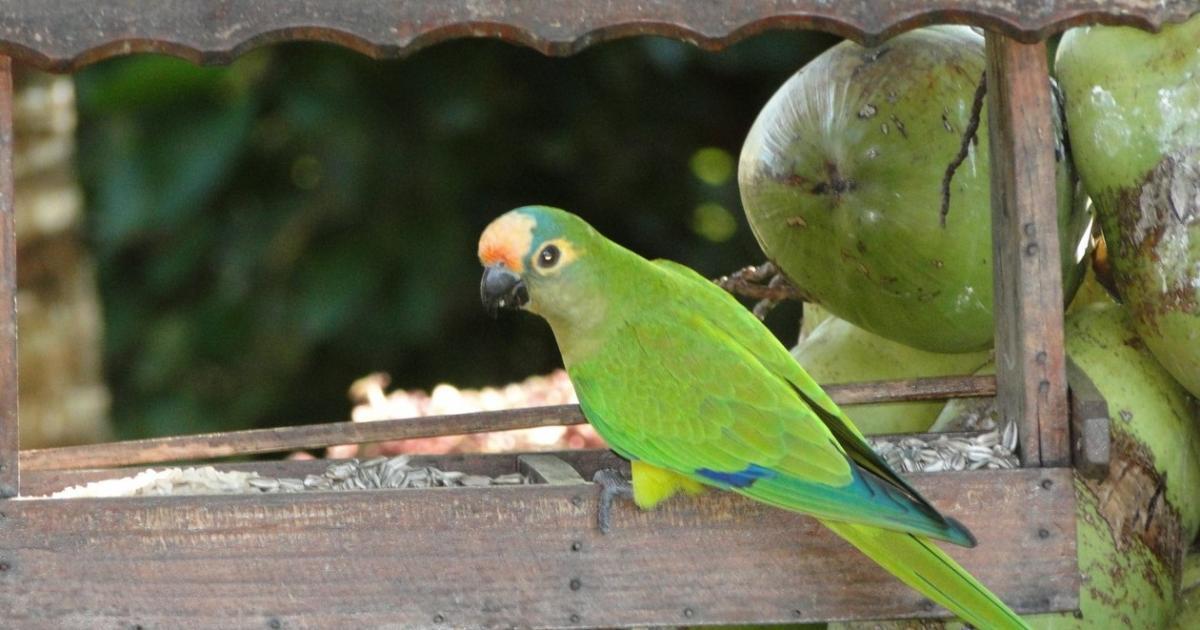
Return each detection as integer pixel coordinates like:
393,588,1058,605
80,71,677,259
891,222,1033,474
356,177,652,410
852,304,1200,629
1024,303,1200,628
740,26,1088,353
1065,304,1200,539
1055,16,1200,397
1065,261,1117,316
798,301,832,342
791,314,990,435
1173,552,1200,629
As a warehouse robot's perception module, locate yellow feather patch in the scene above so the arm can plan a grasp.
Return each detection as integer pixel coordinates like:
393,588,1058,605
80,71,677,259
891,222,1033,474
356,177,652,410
478,212,536,273
631,460,705,510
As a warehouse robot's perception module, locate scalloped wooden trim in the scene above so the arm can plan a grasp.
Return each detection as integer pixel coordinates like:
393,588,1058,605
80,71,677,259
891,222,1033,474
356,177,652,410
0,0,1196,72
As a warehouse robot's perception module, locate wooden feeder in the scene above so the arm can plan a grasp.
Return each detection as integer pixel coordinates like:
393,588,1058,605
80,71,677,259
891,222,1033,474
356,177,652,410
0,1,1193,627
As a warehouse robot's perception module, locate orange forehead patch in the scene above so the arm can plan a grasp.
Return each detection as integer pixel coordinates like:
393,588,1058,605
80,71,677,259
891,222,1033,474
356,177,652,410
478,212,536,273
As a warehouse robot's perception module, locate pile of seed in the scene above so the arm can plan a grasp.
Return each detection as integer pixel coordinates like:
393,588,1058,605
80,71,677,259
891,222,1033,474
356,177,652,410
46,425,1019,498
259,456,526,493
868,420,1019,473
46,455,525,499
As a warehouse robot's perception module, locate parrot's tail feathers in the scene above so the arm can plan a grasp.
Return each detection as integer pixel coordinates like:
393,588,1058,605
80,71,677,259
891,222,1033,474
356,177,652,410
791,384,973,540
821,520,1030,630
851,463,978,548
945,517,978,547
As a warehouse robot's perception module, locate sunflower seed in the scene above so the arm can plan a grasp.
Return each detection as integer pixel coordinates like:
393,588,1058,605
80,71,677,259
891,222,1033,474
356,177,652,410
1002,420,1018,450
279,478,306,492
249,478,280,491
461,475,492,487
327,462,357,481
434,469,465,486
383,467,407,488
493,473,525,485
384,457,412,476
361,456,388,470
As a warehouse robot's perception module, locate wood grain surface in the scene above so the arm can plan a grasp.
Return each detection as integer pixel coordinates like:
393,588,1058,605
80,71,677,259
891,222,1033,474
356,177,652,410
0,58,17,498
0,467,1077,627
0,1,1195,72
20,375,996,473
985,35,1071,467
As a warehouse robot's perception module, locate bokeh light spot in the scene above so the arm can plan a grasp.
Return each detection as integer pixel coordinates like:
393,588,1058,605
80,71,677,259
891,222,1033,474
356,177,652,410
689,147,734,186
691,202,738,242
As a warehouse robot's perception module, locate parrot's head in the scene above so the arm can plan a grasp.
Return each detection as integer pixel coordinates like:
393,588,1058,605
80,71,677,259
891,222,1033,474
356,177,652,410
478,205,601,323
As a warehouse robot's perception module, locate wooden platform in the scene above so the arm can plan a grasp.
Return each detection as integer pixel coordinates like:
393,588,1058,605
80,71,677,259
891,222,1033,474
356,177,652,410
0,0,1186,626
2,453,1077,628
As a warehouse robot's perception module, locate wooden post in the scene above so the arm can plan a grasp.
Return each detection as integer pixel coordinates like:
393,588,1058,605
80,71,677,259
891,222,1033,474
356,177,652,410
985,34,1069,467
1066,359,1110,480
0,56,17,497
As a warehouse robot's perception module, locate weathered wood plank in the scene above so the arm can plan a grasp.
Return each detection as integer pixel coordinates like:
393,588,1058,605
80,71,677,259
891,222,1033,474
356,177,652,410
830,374,994,405
20,404,584,473
519,454,589,485
985,35,1070,467
0,468,1077,627
1066,359,1110,479
0,57,17,498
19,375,996,472
0,1,1196,72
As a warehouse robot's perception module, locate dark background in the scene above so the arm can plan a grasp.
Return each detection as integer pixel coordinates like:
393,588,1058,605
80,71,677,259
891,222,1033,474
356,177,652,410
74,33,838,439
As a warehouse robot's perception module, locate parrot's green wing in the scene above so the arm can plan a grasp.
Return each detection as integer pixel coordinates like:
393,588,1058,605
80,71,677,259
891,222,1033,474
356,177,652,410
654,260,950,523
569,260,973,546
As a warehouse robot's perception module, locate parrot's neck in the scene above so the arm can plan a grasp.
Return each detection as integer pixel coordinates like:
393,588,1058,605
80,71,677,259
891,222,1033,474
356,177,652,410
538,243,646,368
543,302,611,368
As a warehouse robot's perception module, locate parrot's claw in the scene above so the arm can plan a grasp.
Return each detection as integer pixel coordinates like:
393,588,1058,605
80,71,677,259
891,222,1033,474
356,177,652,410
592,468,633,534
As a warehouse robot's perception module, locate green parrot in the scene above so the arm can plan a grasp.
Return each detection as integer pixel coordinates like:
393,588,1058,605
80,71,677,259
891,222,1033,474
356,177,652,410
478,205,1028,629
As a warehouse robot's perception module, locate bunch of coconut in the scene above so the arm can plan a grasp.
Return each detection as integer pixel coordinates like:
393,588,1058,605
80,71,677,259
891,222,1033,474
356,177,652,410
740,26,1091,434
738,21,1200,628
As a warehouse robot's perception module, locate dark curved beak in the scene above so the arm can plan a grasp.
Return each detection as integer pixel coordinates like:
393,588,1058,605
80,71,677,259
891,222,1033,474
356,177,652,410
481,264,528,317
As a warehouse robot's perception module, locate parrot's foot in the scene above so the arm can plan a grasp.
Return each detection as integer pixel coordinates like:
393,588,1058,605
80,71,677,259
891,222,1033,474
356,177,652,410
592,468,633,534
712,262,803,319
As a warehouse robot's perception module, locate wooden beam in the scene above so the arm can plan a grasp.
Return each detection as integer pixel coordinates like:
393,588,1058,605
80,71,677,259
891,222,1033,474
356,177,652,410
829,374,995,405
0,1,1195,72
20,404,584,473
0,56,17,498
985,34,1070,467
1066,359,1110,479
19,375,996,473
519,454,589,485
0,468,1078,626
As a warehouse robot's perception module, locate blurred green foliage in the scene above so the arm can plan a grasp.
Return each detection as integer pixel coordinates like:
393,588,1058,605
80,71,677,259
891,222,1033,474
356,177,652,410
74,34,836,439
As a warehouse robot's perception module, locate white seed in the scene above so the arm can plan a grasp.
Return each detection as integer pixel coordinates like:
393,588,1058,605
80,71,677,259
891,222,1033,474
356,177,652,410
249,478,280,491
461,475,492,487
361,456,388,470
493,473,525,485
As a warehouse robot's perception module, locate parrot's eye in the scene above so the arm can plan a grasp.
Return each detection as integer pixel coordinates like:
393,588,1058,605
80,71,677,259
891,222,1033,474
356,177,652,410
537,244,561,268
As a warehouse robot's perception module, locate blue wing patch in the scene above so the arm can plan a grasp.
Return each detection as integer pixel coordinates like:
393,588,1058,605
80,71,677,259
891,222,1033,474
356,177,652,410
696,464,776,488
